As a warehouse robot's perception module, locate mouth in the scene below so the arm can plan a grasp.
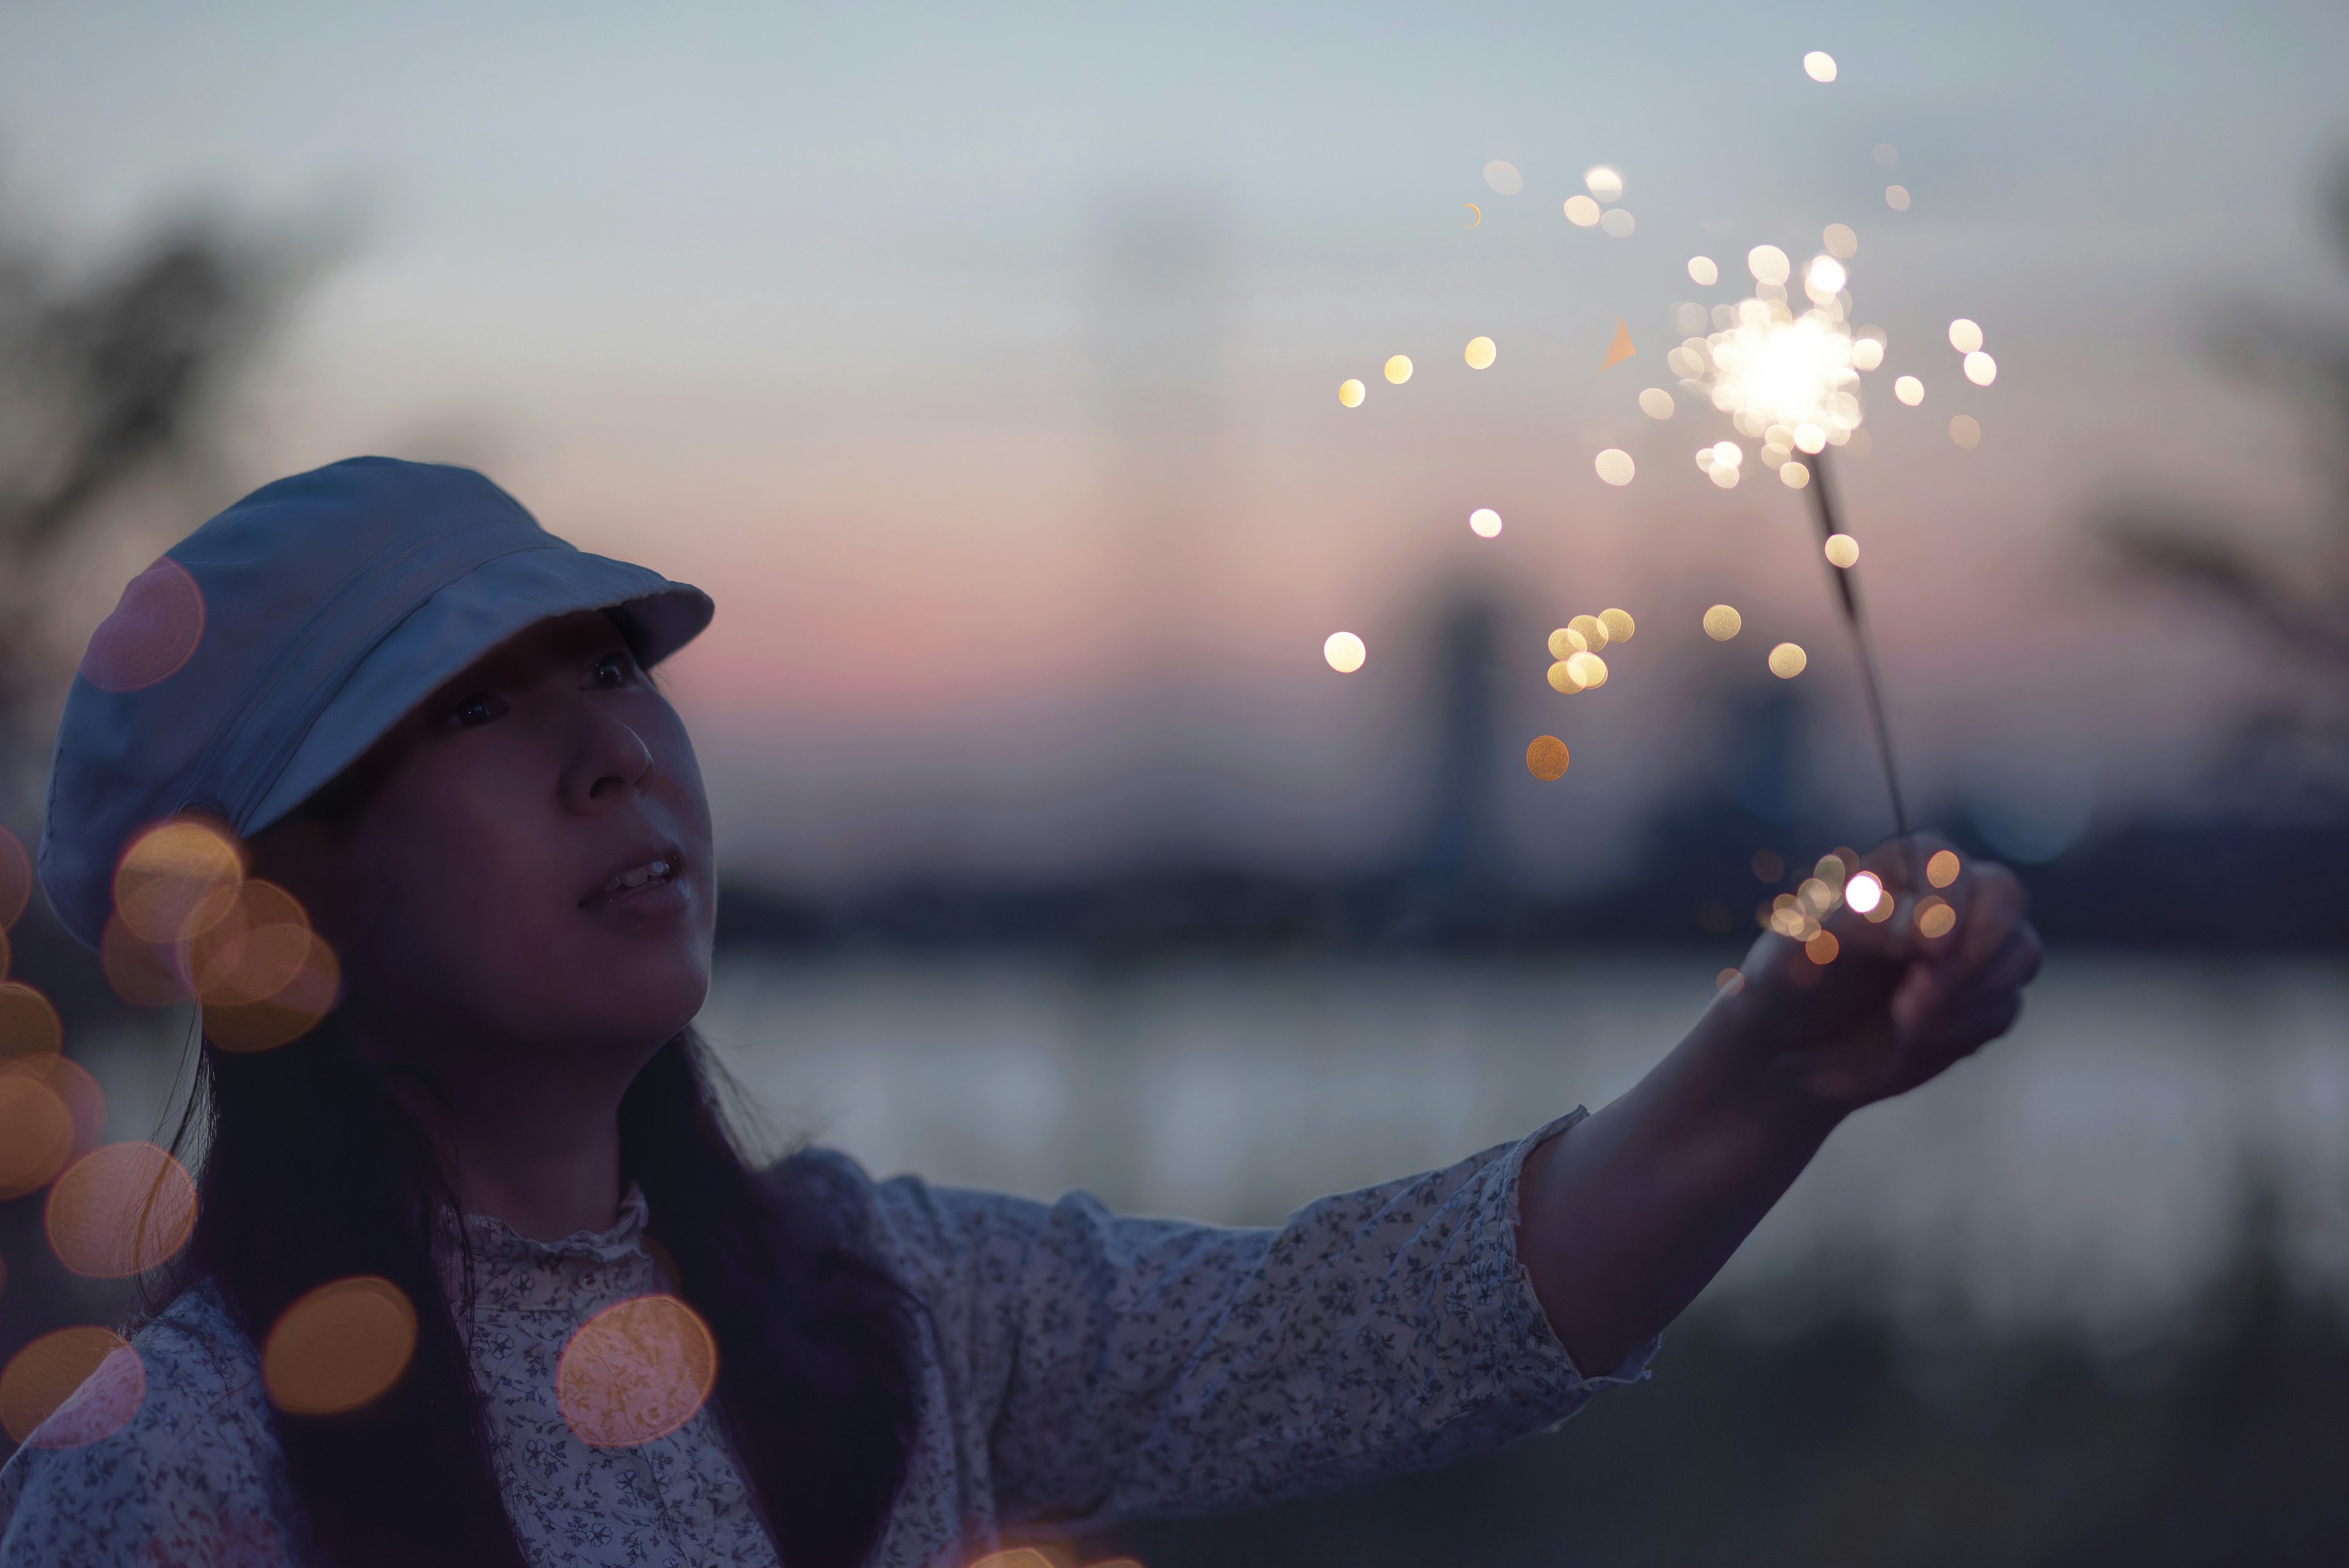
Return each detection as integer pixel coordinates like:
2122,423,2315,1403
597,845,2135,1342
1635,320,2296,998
580,846,686,911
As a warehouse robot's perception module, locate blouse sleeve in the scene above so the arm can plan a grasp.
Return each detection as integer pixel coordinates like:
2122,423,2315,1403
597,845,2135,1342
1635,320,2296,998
857,1109,1657,1528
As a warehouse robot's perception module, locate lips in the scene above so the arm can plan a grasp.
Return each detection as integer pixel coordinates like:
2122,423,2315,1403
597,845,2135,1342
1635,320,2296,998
579,845,685,910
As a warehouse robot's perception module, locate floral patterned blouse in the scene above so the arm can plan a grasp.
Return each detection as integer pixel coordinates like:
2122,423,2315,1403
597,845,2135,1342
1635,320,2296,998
0,1110,1653,1566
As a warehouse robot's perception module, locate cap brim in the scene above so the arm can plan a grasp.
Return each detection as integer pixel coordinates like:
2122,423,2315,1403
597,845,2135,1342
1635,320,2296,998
243,546,713,835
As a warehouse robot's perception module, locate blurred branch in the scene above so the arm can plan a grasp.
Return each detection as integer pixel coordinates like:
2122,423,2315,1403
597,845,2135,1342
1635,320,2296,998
2101,152,2349,794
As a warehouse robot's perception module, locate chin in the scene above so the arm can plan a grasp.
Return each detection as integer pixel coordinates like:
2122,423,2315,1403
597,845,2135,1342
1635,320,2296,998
548,953,710,1050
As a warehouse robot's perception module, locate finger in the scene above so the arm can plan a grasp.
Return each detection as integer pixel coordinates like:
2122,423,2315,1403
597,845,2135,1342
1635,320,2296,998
1940,923,2043,1011
1902,924,2039,1040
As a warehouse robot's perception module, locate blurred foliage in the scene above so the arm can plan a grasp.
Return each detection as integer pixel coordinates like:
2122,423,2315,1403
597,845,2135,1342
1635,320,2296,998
2104,154,2349,802
1104,1186,2349,1568
0,196,311,813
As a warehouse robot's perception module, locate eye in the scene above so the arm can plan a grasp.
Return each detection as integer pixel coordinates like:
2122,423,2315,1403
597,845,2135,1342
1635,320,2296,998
442,691,506,730
586,651,639,690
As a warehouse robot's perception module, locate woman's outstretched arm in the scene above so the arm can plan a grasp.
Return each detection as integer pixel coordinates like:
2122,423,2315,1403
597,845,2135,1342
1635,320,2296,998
1518,839,2043,1376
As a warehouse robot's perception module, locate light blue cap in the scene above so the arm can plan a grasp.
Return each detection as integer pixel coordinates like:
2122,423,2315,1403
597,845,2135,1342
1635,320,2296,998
40,456,713,949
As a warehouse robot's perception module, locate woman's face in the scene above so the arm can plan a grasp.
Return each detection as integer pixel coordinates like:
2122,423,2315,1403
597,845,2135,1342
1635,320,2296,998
259,610,718,1068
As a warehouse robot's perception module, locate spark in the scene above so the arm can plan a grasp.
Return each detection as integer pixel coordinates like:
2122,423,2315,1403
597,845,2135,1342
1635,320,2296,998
1844,871,1884,914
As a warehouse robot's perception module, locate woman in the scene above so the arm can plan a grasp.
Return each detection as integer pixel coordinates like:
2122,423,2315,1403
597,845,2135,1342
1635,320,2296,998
0,458,2040,1567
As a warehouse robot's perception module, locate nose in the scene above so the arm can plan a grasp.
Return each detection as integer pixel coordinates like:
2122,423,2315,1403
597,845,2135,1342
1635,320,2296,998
560,707,656,814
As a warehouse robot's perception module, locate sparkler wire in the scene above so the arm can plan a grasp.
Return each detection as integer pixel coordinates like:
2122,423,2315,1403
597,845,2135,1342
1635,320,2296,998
1802,448,1913,850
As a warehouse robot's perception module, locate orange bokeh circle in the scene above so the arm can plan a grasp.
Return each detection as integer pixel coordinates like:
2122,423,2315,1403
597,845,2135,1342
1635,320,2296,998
204,931,342,1053
101,912,196,1008
263,1276,419,1417
186,879,311,1008
555,1294,719,1447
0,1075,76,1200
114,819,244,945
46,1142,198,1278
0,981,63,1060
1,1326,144,1447
0,824,30,930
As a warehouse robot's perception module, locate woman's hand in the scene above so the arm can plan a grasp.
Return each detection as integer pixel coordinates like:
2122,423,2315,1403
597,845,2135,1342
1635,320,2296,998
1517,836,2042,1376
1725,837,2043,1116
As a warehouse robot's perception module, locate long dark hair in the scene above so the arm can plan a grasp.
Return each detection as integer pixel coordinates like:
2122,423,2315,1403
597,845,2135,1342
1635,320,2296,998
154,1013,919,1567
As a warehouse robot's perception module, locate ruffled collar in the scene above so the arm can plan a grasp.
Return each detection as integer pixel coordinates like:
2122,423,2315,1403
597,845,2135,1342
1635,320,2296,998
450,1183,662,1316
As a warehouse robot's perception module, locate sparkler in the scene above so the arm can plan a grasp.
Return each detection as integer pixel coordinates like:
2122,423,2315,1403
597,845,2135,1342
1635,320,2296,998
1691,245,1913,843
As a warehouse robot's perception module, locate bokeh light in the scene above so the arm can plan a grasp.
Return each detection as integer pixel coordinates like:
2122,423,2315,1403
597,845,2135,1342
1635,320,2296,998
1594,448,1635,486
1638,387,1674,419
1548,626,1587,659
1688,256,1719,286
1322,632,1366,674
1464,335,1497,370
1482,160,1523,195
100,913,194,1008
1382,355,1412,385
1948,319,1984,353
1546,660,1585,694
556,1294,719,1447
1886,185,1912,210
1851,338,1885,371
1524,735,1570,781
1565,651,1608,689
1585,166,1624,201
1875,144,1900,169
1716,968,1744,993
1806,930,1841,965
1563,195,1601,227
0,1075,75,1201
114,818,244,946
1469,508,1503,538
1568,614,1609,650
1824,533,1860,568
1950,414,1982,448
1815,854,1849,890
0,826,29,930
1702,604,1742,641
1768,642,1808,679
187,879,312,1009
1964,351,1997,385
1802,51,1838,82
1753,849,1785,882
0,1326,143,1447
264,1276,418,1416
78,558,206,694
1894,376,1924,405
1823,223,1858,259
203,931,342,1054
1600,208,1636,238
1916,896,1956,940
1781,461,1811,488
1337,378,1365,408
1805,256,1847,298
1746,246,1791,286
1844,871,1885,915
1798,877,1836,915
1598,608,1636,643
0,981,64,1060
1927,849,1962,888
46,1142,198,1278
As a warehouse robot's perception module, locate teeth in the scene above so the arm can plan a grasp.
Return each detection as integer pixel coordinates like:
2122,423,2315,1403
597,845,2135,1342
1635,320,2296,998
602,860,674,895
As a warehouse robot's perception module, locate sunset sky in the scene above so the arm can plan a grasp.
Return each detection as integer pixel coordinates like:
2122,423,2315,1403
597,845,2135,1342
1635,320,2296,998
6,0,2345,886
